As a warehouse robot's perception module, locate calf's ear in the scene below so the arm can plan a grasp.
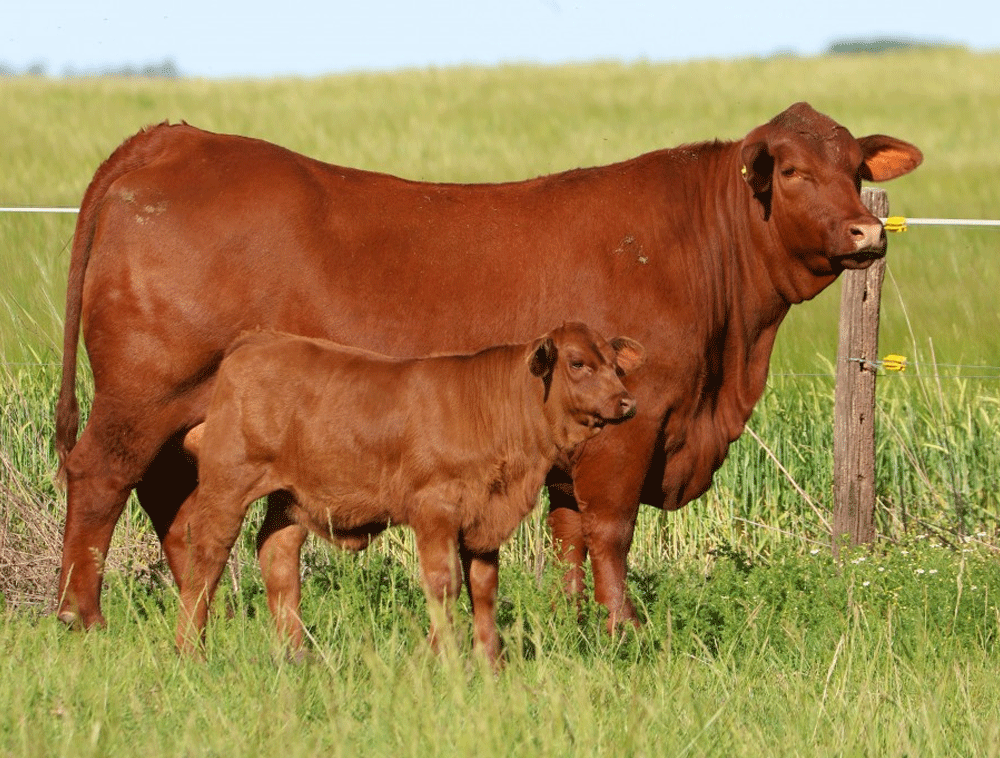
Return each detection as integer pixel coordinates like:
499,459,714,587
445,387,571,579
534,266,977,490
529,337,557,377
611,337,645,375
857,134,923,182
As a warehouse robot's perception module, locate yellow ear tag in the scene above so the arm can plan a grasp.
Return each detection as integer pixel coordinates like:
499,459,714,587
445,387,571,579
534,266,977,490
741,165,748,177
882,354,908,372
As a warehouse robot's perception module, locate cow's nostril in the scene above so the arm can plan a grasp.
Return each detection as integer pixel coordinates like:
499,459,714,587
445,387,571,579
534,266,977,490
619,396,637,418
851,222,885,251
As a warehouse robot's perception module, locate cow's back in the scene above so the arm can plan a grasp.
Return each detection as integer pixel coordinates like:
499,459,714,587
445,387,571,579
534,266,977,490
84,125,702,363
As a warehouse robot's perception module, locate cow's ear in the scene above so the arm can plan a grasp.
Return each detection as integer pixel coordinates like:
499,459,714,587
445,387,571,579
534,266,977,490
740,139,774,197
529,338,557,377
610,337,645,376
857,134,923,182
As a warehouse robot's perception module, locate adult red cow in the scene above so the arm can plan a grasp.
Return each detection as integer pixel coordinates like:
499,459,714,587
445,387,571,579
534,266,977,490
55,102,922,632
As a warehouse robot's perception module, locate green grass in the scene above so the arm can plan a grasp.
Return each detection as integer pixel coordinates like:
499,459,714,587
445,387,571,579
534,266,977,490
2,539,999,757
3,49,1000,756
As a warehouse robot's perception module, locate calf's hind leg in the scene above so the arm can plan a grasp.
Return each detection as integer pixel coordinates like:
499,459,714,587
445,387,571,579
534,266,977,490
169,484,257,656
257,490,309,650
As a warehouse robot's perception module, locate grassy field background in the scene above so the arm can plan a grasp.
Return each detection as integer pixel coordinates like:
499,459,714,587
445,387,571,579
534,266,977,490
3,48,1000,368
2,48,1000,756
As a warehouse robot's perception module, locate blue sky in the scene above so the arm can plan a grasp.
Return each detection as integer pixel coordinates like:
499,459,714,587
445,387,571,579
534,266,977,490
5,0,998,77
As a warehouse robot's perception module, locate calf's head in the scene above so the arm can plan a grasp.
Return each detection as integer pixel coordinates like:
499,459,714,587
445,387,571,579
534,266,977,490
530,322,644,446
740,102,922,290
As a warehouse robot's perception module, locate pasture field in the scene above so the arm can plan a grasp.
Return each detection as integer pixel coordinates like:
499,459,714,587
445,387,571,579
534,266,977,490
2,48,1000,756
3,538,1000,757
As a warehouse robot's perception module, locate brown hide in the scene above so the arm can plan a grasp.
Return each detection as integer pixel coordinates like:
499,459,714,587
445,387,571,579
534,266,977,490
169,324,642,662
56,101,922,631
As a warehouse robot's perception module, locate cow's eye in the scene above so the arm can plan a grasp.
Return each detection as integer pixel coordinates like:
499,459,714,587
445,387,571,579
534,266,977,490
571,361,585,370
781,166,797,178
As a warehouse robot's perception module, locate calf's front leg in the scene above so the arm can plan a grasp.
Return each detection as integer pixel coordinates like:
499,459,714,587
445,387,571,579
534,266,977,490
413,524,463,656
460,545,501,667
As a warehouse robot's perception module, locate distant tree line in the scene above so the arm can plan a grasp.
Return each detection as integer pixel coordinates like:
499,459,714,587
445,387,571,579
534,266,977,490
0,58,180,78
0,41,966,78
827,37,963,55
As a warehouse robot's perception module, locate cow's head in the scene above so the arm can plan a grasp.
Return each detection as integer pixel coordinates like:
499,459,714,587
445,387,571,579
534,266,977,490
530,322,645,448
739,102,922,296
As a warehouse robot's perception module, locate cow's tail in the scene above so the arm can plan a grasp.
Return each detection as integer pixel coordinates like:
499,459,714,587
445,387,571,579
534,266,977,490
55,123,174,483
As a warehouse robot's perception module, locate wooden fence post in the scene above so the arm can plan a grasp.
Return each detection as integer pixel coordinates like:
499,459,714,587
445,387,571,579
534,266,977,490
832,187,888,555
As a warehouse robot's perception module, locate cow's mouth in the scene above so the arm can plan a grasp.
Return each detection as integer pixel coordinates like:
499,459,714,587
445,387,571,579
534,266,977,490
589,405,637,428
610,404,638,423
833,246,887,271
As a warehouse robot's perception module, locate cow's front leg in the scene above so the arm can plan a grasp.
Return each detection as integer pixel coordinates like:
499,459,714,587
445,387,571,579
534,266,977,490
581,499,641,632
460,545,501,668
570,420,659,634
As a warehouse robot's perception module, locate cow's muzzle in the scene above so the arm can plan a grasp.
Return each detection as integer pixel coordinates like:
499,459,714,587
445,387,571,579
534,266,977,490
602,395,637,425
834,219,887,270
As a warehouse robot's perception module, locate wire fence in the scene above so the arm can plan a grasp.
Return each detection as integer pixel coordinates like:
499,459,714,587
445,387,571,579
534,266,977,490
7,359,1000,381
3,206,999,380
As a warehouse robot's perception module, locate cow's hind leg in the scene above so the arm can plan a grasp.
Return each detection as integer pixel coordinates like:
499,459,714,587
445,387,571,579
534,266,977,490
57,402,172,628
136,437,199,579
256,490,309,651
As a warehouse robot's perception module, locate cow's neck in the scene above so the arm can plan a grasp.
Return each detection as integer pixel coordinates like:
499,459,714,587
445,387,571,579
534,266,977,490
681,142,830,445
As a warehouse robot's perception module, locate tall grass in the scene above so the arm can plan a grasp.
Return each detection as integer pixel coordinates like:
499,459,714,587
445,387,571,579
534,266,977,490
2,535,999,757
